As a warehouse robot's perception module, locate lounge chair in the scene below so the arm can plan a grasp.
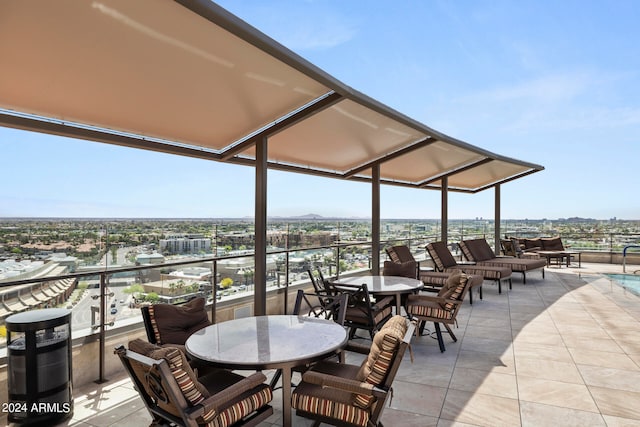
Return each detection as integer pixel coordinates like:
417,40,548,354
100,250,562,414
385,243,493,302
459,238,546,284
427,241,512,295
500,238,541,259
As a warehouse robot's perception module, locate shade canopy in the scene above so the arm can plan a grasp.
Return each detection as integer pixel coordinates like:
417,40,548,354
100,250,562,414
0,0,543,192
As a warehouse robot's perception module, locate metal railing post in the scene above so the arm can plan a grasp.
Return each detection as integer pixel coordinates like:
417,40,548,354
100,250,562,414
96,272,107,384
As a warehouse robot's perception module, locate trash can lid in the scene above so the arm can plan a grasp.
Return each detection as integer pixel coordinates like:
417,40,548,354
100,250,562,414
6,308,71,329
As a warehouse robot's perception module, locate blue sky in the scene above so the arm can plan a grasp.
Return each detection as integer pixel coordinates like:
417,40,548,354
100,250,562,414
2,0,639,219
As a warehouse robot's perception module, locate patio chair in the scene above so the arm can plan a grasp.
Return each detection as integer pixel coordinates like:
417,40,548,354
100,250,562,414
500,238,541,259
291,315,415,427
141,297,215,373
141,297,211,349
459,238,546,284
335,282,394,340
115,339,273,427
385,244,432,280
406,272,479,352
426,241,512,297
294,288,348,325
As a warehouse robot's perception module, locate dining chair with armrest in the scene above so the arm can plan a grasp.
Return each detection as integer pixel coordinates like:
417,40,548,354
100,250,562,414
291,315,415,427
406,272,479,352
334,282,394,340
116,338,273,427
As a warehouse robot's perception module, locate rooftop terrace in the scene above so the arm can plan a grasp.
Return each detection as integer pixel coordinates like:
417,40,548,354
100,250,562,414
26,262,640,427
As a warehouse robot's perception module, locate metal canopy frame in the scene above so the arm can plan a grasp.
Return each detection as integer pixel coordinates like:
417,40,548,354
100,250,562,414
0,0,544,315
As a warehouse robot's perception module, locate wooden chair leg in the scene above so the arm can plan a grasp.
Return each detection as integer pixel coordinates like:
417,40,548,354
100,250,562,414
443,323,457,342
434,322,446,352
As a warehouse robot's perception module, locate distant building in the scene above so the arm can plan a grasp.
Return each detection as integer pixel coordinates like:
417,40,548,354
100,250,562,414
159,234,211,254
136,252,165,265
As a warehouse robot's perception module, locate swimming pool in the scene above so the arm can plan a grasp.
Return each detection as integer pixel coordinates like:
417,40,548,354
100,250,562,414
606,273,640,296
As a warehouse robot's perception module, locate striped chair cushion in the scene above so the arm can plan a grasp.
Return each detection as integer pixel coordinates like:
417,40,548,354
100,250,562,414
204,386,273,427
458,240,474,262
148,346,273,427
292,388,370,427
441,273,468,311
426,242,459,270
407,303,451,319
147,305,162,344
149,347,208,406
354,316,407,408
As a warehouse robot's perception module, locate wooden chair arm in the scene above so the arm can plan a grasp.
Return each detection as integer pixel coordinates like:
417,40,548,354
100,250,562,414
301,371,382,397
372,295,394,310
197,372,268,416
344,340,371,355
407,294,461,307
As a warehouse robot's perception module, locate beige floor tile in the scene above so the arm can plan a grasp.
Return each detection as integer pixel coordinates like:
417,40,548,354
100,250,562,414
517,377,598,412
577,364,640,392
589,386,640,420
463,324,513,342
510,311,553,324
616,340,640,355
602,414,640,426
512,330,565,347
559,325,611,339
459,336,514,355
568,348,640,370
396,359,454,388
381,408,439,426
467,315,512,329
449,367,518,399
627,353,640,367
440,389,521,426
513,342,573,363
455,349,515,374
562,335,625,353
519,401,606,427
512,319,558,334
516,357,584,384
436,419,480,427
389,381,448,417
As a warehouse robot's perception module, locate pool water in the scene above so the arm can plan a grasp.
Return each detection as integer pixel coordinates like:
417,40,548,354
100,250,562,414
606,273,640,296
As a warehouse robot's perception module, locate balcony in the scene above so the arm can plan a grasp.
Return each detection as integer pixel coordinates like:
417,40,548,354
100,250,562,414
1,241,640,426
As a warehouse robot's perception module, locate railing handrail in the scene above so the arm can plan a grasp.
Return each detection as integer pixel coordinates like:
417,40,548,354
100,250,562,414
622,245,640,273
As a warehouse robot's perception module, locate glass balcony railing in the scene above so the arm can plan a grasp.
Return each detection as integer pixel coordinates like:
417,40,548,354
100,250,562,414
1,218,639,382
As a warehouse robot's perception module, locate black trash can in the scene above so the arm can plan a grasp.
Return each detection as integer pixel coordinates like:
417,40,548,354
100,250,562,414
6,308,73,425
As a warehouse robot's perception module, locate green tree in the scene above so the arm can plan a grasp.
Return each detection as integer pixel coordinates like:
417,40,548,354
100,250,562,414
124,283,145,300
145,292,160,303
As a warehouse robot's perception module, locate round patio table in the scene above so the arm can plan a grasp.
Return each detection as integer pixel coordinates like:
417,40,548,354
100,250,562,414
185,315,347,427
331,275,424,314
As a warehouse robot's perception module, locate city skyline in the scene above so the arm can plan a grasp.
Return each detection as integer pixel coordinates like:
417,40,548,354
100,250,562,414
2,1,639,220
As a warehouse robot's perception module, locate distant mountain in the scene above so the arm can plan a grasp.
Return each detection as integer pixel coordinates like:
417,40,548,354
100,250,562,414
296,213,324,219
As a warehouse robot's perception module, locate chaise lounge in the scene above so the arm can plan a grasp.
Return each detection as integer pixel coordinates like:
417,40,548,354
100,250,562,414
426,241,513,295
459,238,546,284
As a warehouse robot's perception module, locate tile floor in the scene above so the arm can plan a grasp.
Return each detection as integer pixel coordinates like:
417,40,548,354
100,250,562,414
15,263,640,427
